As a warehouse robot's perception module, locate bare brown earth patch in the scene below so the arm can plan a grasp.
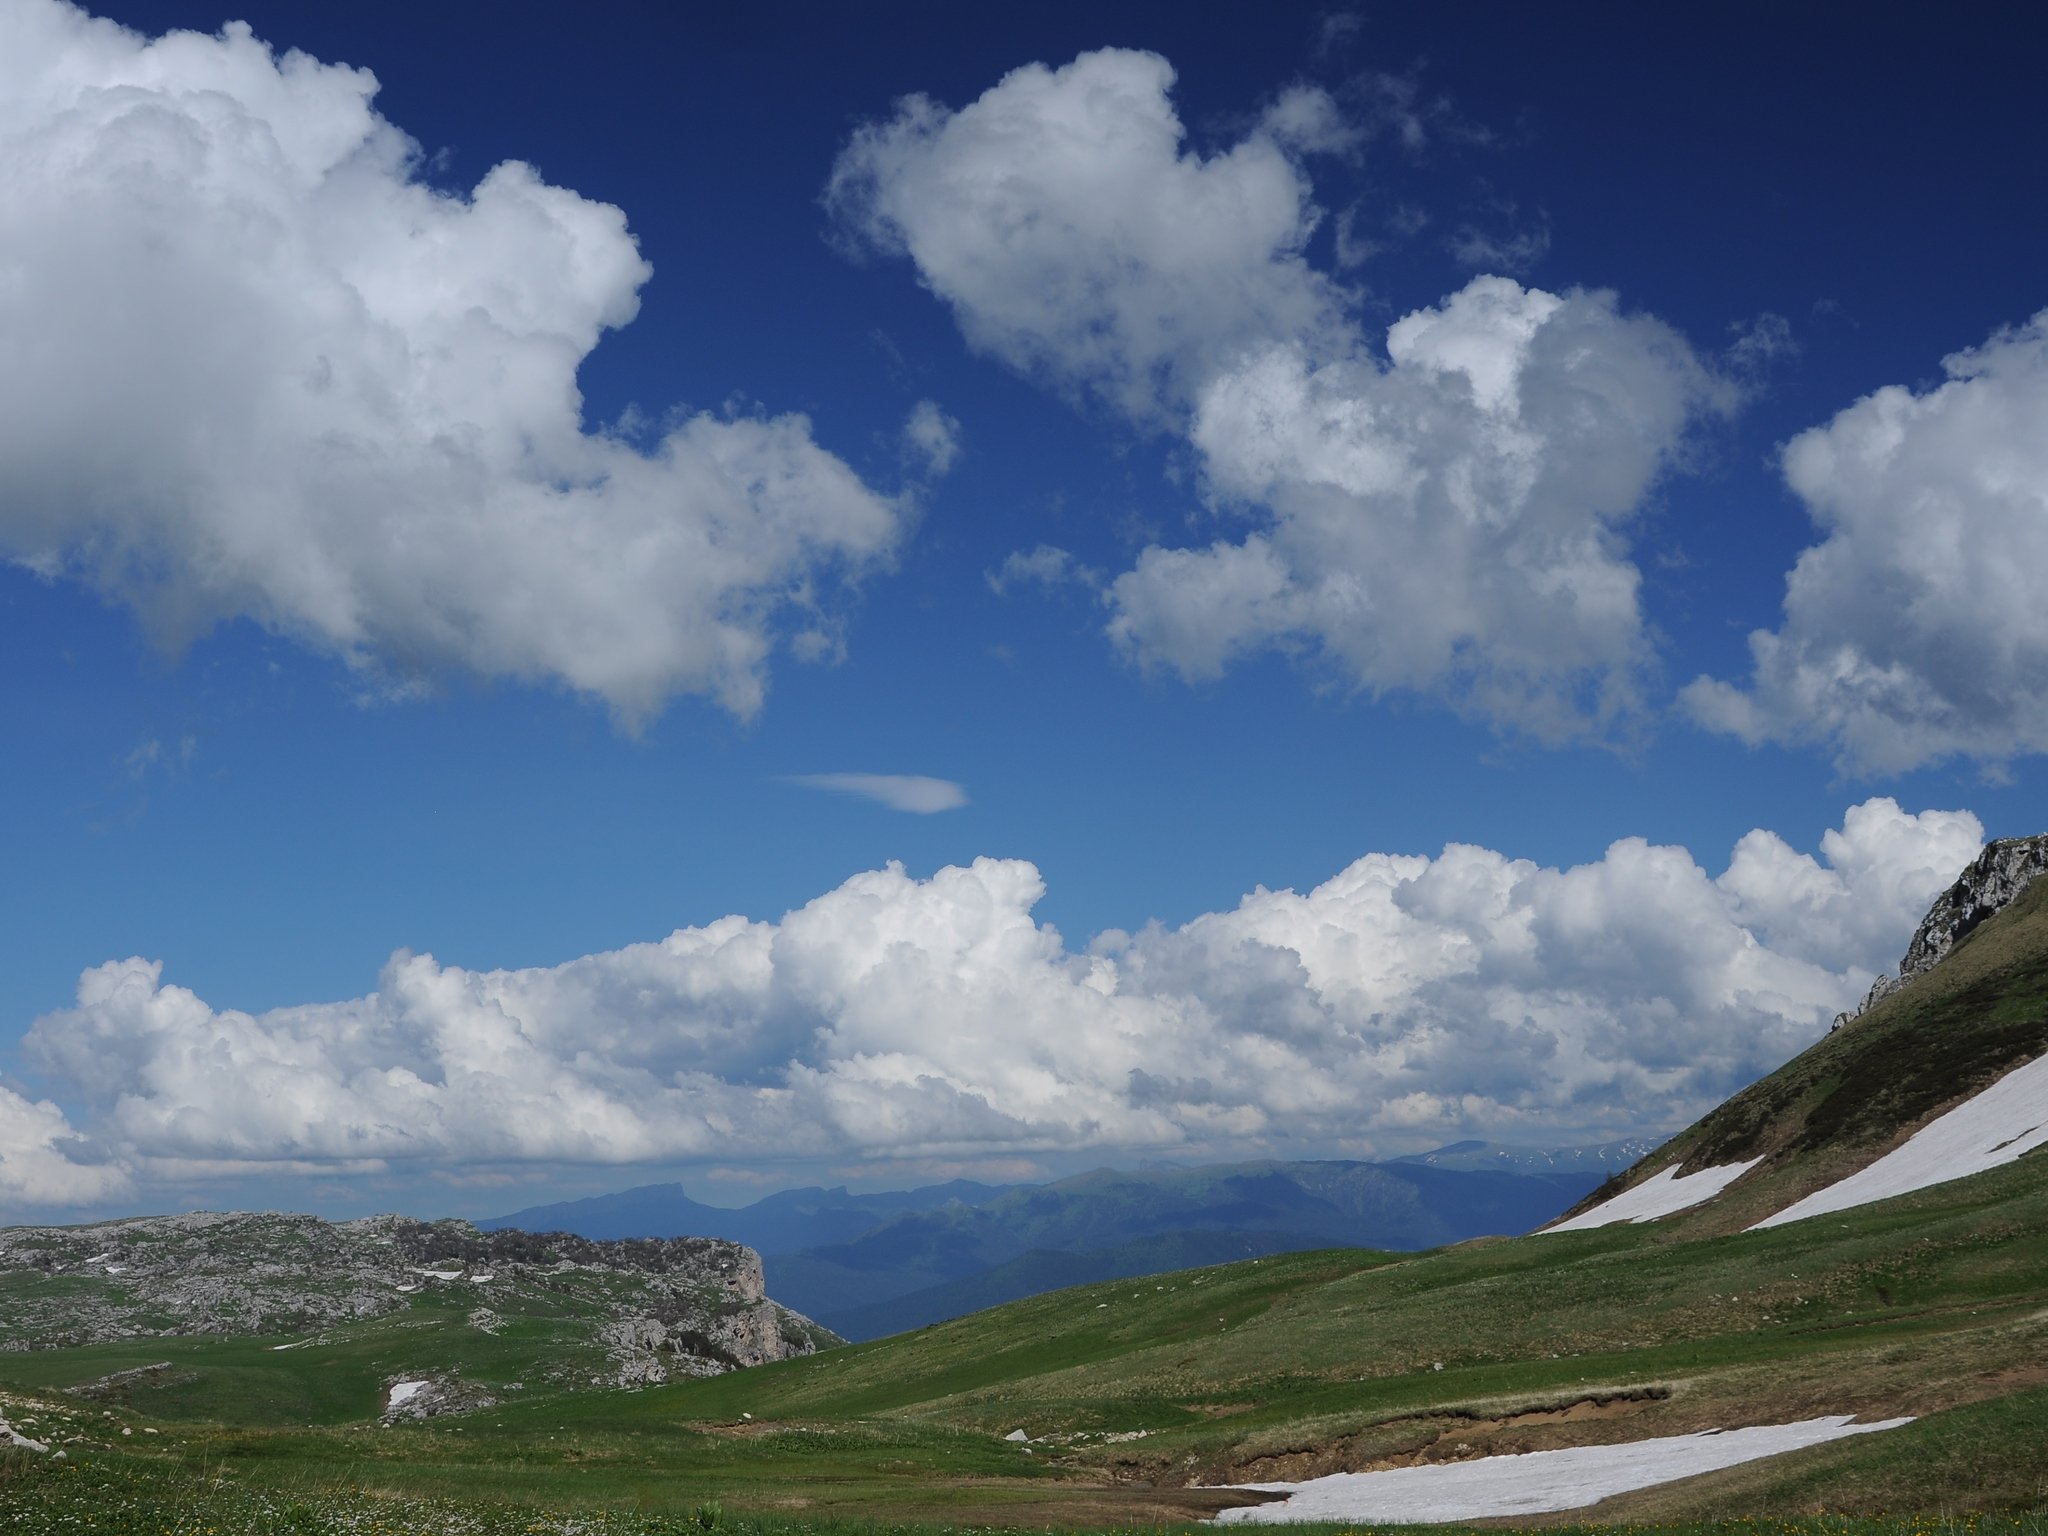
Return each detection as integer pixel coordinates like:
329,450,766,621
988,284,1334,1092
1210,1387,1672,1485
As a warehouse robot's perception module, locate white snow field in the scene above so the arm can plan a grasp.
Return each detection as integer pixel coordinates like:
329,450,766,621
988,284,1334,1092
1546,1158,1761,1232
1209,1414,1913,1524
386,1380,426,1410
1753,1050,2048,1230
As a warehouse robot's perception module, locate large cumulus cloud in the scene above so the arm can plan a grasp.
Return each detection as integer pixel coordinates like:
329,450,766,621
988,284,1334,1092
831,49,1727,738
16,799,1978,1197
1685,312,2048,772
0,1,909,721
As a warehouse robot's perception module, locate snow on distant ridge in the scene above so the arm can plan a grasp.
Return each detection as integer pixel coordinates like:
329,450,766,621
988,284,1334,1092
1752,1052,2048,1230
1209,1414,1914,1523
1545,1158,1761,1232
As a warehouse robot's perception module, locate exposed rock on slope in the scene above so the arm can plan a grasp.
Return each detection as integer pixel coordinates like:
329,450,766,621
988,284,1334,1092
0,1210,834,1385
1840,833,2048,1025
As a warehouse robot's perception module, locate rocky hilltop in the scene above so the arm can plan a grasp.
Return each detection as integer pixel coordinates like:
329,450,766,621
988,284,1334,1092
0,1210,834,1391
1837,832,2048,1027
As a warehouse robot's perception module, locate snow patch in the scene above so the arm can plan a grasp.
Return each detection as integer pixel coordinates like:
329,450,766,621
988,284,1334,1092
1753,1052,2048,1229
386,1380,427,1409
1210,1414,1913,1523
1546,1158,1761,1231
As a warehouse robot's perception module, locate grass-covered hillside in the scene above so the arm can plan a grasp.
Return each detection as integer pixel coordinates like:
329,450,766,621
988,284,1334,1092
1560,870,2048,1234
3,1139,2043,1529
0,1212,834,1426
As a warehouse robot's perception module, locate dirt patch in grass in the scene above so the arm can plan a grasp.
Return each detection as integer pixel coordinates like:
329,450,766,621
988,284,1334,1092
1215,1388,1673,1484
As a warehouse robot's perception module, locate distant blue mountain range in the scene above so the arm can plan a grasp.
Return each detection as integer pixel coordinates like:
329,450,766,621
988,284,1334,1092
480,1176,1015,1256
481,1141,1654,1341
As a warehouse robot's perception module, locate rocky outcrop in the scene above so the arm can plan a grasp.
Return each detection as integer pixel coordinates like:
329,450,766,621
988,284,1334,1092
0,1413,49,1453
0,1210,834,1392
1836,834,2048,1028
381,1372,495,1422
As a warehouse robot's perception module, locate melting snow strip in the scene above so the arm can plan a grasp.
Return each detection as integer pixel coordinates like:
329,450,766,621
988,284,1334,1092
1208,1414,1913,1523
1545,1158,1761,1232
1752,1051,2048,1229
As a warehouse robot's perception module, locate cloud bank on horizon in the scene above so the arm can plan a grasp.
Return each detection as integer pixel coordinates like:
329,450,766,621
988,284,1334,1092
4,799,1979,1206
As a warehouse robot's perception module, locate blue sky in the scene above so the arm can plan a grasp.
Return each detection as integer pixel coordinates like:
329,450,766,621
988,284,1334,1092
2,0,2044,1220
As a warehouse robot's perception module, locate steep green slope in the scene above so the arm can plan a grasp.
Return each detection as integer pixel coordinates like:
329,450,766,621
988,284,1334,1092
1563,873,2048,1234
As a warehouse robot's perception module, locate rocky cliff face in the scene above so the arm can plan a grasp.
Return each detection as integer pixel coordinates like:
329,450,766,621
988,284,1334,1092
1837,833,2048,1027
0,1210,833,1388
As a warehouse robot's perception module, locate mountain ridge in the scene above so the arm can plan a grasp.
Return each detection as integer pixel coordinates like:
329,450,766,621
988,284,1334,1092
488,1154,1621,1339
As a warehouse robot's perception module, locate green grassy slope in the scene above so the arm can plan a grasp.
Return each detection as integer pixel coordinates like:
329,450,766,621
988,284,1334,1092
0,1280,628,1425
5,1145,2042,1527
1558,875,2048,1234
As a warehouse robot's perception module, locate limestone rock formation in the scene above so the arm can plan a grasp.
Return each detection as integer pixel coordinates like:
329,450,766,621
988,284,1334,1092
1835,833,2048,1029
0,1210,834,1393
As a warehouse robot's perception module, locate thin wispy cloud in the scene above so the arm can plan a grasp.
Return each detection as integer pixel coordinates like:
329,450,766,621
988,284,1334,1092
783,774,969,814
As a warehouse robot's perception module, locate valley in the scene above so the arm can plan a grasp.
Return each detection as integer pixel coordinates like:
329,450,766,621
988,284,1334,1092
4,843,2046,1532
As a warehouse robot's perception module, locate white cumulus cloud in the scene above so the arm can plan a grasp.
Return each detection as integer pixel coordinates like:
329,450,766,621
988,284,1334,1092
830,48,1727,739
783,773,969,814
0,1,907,722
830,49,1343,426
1114,279,1717,735
0,1084,129,1207
1684,310,2048,773
19,800,1979,1196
